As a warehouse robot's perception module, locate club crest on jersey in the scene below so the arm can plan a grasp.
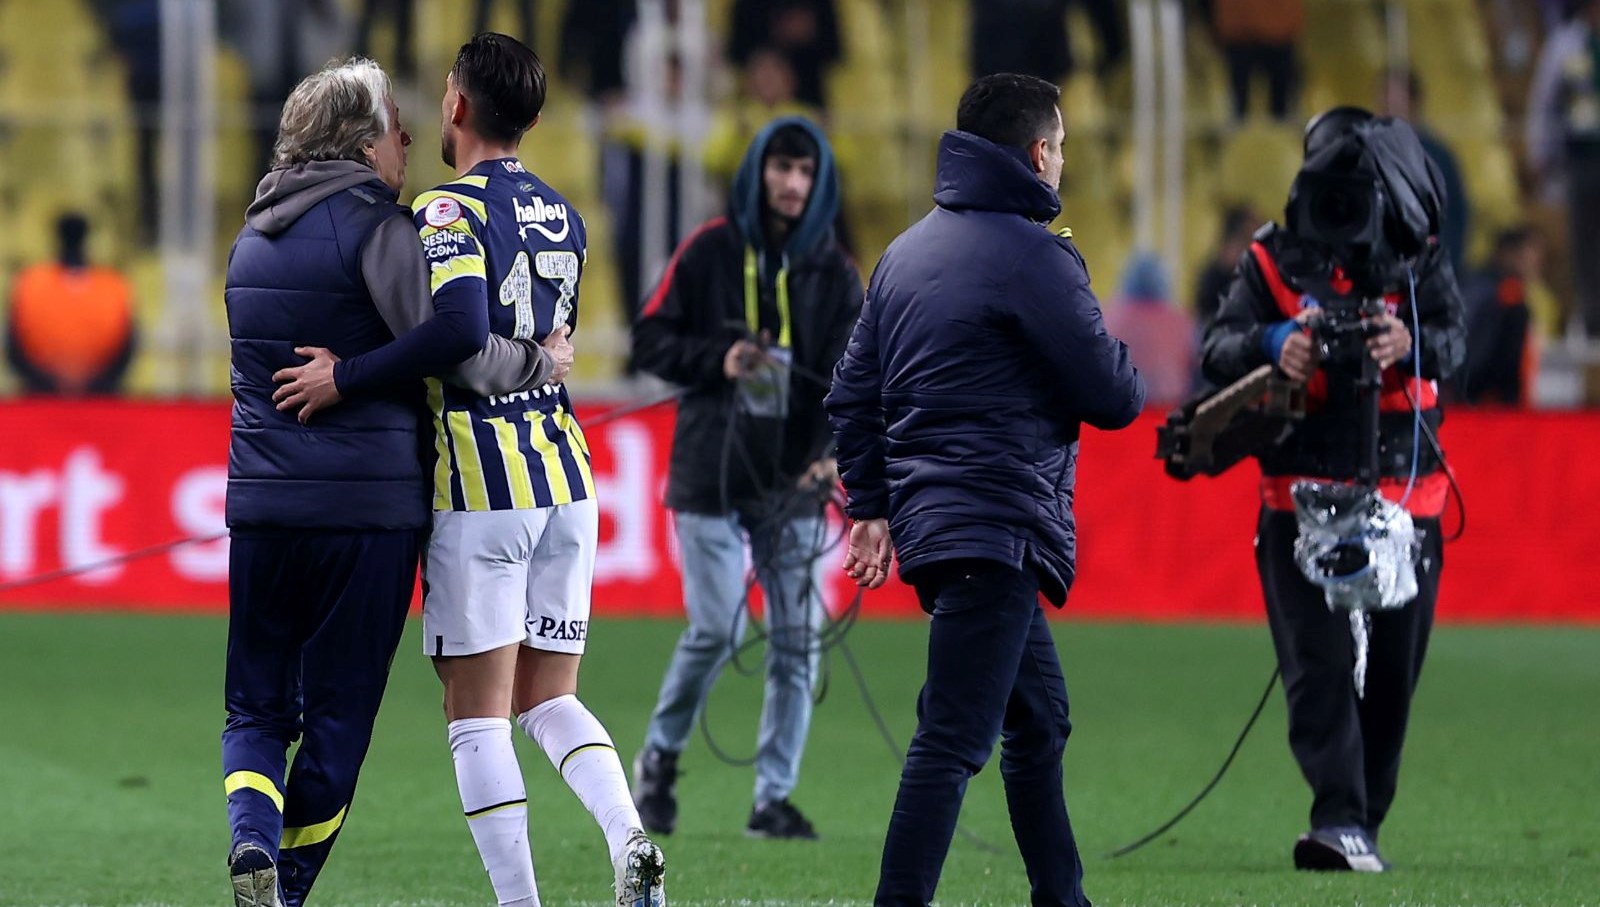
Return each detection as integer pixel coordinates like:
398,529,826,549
423,196,462,227
514,195,570,243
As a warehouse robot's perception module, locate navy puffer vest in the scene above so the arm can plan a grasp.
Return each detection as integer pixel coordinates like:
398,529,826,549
225,179,428,530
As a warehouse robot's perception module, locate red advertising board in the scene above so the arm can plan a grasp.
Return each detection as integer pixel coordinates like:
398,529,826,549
0,399,1595,622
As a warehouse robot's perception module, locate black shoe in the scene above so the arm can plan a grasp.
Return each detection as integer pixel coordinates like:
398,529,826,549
746,798,819,840
1293,825,1388,872
632,746,679,836
228,843,283,907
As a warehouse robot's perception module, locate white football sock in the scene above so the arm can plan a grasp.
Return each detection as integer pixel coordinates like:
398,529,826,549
518,695,642,863
448,718,539,907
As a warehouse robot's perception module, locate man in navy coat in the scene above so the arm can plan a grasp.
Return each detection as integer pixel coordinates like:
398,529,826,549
825,73,1145,907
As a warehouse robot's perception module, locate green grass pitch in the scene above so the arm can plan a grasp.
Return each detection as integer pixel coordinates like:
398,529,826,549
1,613,1596,906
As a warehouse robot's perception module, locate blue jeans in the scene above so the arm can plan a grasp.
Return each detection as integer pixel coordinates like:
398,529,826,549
876,559,1088,907
644,510,826,805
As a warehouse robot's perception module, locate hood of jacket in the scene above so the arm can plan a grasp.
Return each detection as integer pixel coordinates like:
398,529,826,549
729,115,840,260
245,160,392,236
932,130,1061,223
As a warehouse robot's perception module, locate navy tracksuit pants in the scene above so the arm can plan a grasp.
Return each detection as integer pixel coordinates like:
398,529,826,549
222,529,419,907
876,560,1089,907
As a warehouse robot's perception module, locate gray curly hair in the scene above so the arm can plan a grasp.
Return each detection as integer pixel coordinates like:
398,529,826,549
270,57,392,169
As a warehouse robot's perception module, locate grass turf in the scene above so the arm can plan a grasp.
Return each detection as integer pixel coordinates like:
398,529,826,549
0,613,1596,906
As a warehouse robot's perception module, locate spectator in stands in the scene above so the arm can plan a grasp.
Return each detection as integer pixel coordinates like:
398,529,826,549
99,0,162,234
355,0,415,82
1381,68,1470,277
559,0,636,103
601,51,690,371
1193,204,1260,327
1459,226,1543,405
221,0,352,176
971,0,1125,85
972,0,1071,84
474,0,537,45
1528,0,1600,336
1206,0,1304,121
5,215,135,395
730,0,841,109
1104,251,1196,408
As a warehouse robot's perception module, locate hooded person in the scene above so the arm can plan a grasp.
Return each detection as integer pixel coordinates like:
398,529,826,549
630,116,863,840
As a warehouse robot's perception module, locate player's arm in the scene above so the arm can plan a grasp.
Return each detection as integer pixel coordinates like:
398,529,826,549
325,213,490,396
407,201,557,395
351,203,556,394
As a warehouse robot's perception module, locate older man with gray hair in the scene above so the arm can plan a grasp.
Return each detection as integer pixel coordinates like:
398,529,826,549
221,56,557,907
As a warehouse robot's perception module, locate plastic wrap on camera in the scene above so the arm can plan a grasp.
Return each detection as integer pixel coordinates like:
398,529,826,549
1290,481,1420,611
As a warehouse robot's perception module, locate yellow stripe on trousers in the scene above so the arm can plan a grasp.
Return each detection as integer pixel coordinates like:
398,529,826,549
281,805,349,850
223,771,284,812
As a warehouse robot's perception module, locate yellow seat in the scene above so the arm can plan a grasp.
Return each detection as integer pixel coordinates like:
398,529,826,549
1216,121,1303,216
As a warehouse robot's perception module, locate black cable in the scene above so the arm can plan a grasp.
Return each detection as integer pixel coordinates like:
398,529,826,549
682,337,1011,853
0,532,230,594
1401,384,1467,542
0,393,689,596
583,386,689,427
1105,665,1281,858
838,636,1005,855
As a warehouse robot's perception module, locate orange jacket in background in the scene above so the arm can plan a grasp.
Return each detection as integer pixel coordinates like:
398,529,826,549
1213,0,1305,45
9,263,134,390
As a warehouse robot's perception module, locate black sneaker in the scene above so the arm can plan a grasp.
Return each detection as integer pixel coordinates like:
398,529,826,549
632,746,679,836
746,798,819,840
1293,825,1388,872
228,842,283,907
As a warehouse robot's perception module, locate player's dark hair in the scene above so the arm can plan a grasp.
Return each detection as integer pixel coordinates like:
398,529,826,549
956,73,1061,150
451,32,546,144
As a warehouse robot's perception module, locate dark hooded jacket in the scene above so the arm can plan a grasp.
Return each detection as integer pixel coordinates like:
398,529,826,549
633,117,863,516
825,131,1145,605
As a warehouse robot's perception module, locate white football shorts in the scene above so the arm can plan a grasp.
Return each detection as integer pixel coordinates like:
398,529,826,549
422,498,597,657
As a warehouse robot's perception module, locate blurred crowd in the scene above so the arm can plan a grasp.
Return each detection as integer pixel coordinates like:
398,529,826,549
2,0,1595,409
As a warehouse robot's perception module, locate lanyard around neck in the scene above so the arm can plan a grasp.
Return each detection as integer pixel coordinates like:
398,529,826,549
743,246,792,348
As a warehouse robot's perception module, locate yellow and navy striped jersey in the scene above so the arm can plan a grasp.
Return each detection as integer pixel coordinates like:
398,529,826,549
412,157,594,512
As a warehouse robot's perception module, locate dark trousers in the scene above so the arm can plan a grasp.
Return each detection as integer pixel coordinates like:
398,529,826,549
1225,43,1298,120
356,0,415,81
1257,509,1442,835
475,0,538,44
222,529,420,907
1566,155,1600,337
876,560,1088,907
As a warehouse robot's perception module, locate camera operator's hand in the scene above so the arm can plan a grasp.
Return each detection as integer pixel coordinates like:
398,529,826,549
1278,328,1316,383
1366,313,1413,371
723,338,766,380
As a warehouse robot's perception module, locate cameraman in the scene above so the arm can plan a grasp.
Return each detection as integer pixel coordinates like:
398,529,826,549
1201,108,1465,872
